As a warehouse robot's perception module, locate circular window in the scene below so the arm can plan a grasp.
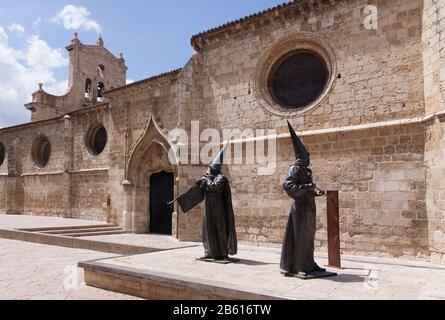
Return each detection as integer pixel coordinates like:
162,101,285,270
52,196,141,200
269,51,328,109
0,143,5,167
87,125,107,155
32,136,51,168
253,33,337,116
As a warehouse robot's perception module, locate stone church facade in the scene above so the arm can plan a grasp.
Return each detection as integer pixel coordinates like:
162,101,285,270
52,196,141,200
0,0,444,263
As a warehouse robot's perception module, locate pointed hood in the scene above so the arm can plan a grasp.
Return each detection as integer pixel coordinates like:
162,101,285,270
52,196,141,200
208,141,229,175
287,121,310,163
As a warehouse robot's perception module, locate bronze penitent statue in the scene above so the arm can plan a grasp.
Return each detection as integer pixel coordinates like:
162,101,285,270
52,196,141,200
172,143,238,264
281,121,337,279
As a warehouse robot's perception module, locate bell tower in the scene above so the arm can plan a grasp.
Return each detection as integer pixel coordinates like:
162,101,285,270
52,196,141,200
66,32,127,106
25,33,127,121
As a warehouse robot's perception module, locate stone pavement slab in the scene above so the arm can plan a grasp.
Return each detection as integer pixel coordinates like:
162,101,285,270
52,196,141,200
0,238,139,300
81,245,445,300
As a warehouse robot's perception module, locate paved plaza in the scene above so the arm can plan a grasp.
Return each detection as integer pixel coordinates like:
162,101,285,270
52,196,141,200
2,238,445,300
1,214,445,300
0,238,138,300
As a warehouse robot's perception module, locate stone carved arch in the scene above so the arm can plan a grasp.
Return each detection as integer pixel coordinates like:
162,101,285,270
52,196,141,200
126,112,178,184
122,114,179,235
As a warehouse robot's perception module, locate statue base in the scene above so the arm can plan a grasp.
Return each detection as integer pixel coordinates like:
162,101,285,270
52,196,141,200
196,257,240,265
283,270,337,280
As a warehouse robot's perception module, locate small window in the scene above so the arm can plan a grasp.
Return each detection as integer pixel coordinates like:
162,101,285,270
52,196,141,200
32,136,51,168
85,79,92,100
98,65,105,78
87,125,107,156
0,143,5,167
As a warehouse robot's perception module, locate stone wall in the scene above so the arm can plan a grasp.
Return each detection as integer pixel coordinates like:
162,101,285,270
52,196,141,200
190,0,425,132
423,0,445,263
0,177,6,213
0,107,111,220
0,142,7,213
21,174,67,217
69,108,111,221
104,72,180,230
425,118,445,263
422,0,445,115
71,109,110,171
172,0,431,259
0,120,69,216
69,170,108,221
176,164,208,242
176,122,429,259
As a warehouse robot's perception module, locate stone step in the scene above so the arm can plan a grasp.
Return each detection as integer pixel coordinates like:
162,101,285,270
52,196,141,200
41,227,123,235
79,258,285,300
62,230,127,237
18,224,117,232
0,228,169,255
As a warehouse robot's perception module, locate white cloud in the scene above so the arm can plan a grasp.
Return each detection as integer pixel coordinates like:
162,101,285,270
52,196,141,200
126,79,134,85
8,23,25,36
46,79,69,96
0,27,68,128
52,5,101,33
0,27,8,46
25,35,68,69
32,18,43,30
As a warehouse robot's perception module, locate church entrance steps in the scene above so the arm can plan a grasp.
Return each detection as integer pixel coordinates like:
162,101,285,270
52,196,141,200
79,245,445,300
59,230,127,237
0,214,107,230
17,223,117,233
0,214,198,255
19,225,126,237
0,228,152,255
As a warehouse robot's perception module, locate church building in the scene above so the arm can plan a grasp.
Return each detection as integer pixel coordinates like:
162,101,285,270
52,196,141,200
0,0,444,263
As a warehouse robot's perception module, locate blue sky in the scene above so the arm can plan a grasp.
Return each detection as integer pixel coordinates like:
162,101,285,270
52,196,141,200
0,1,285,127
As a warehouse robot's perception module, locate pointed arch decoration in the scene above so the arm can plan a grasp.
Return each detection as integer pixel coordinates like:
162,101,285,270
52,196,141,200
126,111,178,187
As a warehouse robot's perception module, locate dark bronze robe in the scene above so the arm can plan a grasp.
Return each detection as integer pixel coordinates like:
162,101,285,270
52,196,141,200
280,160,319,274
199,173,237,259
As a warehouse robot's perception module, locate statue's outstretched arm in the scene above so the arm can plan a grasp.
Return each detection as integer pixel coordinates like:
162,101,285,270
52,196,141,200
283,166,314,198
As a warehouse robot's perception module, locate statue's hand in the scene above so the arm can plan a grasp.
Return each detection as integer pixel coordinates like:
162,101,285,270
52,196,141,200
196,178,208,188
303,183,316,191
315,190,326,197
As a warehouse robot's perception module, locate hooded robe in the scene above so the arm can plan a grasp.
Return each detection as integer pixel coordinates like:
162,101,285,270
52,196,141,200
176,142,237,260
197,169,237,259
280,160,321,274
281,121,324,275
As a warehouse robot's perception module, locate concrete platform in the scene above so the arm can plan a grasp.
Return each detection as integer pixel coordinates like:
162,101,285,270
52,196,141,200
79,245,445,300
80,234,199,251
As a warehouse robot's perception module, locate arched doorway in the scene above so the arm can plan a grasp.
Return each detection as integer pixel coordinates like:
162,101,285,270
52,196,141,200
149,171,174,235
124,116,179,236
